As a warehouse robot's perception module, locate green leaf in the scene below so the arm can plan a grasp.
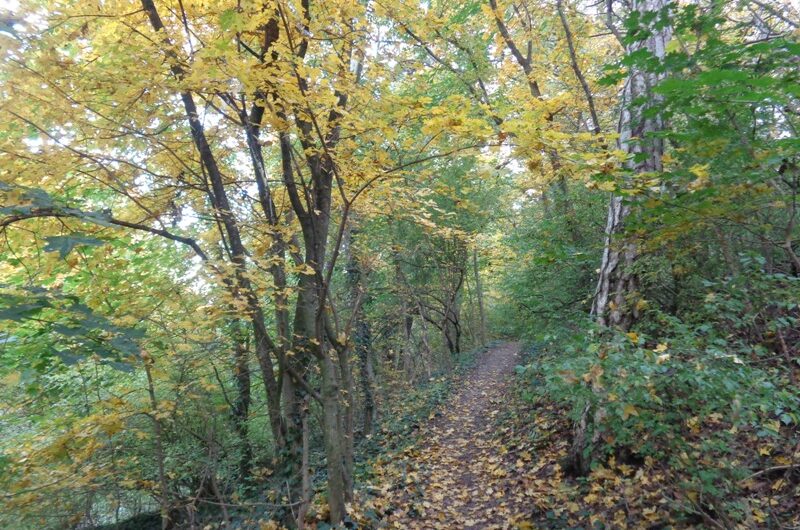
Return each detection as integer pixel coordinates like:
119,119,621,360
54,350,82,366
696,69,749,84
43,234,104,258
219,8,238,30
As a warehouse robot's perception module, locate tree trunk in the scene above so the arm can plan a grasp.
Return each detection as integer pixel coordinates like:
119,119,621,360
320,354,347,523
356,318,376,435
403,313,415,380
592,195,639,329
713,224,739,278
416,300,433,376
345,221,377,436
592,0,671,330
143,358,171,530
574,0,673,477
230,319,253,480
295,396,312,529
336,343,355,502
472,246,487,346
281,273,316,493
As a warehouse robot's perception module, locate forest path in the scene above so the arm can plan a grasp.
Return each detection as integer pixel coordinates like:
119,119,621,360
377,341,534,529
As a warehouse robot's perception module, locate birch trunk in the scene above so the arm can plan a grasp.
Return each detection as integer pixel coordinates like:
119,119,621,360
591,0,671,330
572,0,673,476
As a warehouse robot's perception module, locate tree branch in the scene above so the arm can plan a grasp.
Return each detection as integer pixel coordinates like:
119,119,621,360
1,206,210,261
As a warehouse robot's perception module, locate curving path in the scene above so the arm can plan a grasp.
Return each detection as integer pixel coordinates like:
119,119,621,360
378,342,532,529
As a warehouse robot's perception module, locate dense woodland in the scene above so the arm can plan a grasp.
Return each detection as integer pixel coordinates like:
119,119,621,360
0,0,799,528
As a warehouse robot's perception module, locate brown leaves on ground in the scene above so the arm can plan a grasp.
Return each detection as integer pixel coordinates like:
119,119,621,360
356,342,536,529
510,398,800,529
350,342,800,529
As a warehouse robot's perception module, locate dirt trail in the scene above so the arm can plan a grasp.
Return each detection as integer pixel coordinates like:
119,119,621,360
379,342,531,529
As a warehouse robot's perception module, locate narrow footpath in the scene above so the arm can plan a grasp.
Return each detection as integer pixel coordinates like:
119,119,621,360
376,342,536,529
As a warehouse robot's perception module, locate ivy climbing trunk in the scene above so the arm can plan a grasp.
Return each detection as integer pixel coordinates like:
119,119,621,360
230,319,253,481
345,221,376,436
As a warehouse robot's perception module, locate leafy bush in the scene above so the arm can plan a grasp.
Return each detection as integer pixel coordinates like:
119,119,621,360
520,314,800,521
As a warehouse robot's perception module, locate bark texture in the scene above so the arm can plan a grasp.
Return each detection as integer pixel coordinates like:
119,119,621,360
573,0,673,478
592,0,671,330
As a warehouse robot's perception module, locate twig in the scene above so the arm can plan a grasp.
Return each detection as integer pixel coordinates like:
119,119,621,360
742,464,800,481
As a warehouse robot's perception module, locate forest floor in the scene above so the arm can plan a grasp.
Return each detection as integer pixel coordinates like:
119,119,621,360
356,341,684,530
363,341,539,529
351,340,800,530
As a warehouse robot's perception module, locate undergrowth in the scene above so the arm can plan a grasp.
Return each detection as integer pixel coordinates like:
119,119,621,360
515,315,800,528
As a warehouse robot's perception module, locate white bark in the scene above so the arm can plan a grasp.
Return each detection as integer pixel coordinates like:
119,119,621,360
592,0,672,329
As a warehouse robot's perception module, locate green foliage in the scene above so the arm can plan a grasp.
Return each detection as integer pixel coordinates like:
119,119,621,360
0,285,143,374
534,323,796,450
43,233,105,258
508,3,800,526
522,315,799,521
493,184,606,338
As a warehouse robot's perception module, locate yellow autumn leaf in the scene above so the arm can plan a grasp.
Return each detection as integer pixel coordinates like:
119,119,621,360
1,371,21,386
596,180,617,192
294,263,316,275
622,404,639,420
582,364,604,385
764,420,782,433
689,163,710,179
688,163,711,190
